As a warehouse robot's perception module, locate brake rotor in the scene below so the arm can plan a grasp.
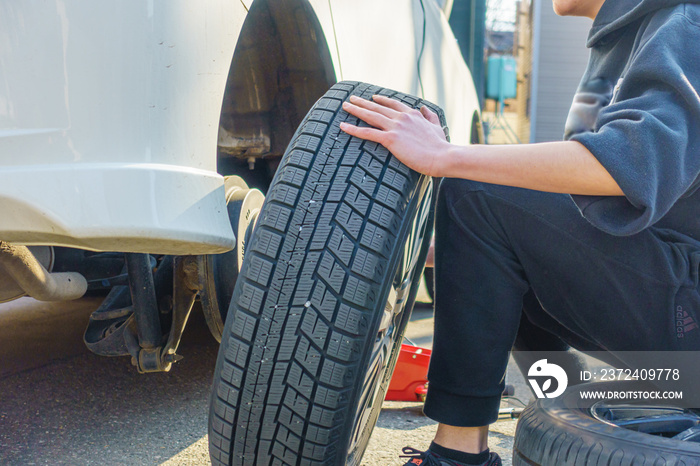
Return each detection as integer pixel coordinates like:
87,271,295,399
200,176,264,341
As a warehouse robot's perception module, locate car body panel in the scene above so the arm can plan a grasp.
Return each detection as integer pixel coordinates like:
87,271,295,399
331,0,478,146
0,0,478,254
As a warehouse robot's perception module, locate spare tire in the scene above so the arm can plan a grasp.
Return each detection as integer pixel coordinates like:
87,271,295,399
514,380,700,465
208,81,445,465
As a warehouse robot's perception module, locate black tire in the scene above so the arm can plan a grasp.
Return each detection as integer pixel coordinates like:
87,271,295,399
514,381,700,465
208,81,444,465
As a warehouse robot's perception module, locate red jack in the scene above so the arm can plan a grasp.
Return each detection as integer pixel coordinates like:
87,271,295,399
386,344,432,402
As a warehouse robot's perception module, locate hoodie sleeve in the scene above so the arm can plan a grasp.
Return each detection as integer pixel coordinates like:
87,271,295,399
570,14,700,236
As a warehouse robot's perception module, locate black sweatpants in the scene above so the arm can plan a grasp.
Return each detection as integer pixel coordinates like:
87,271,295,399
423,178,700,427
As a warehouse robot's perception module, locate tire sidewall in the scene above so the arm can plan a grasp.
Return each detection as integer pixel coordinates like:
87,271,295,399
342,174,433,465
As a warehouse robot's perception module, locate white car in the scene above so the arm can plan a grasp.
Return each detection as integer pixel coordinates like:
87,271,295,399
0,1,480,464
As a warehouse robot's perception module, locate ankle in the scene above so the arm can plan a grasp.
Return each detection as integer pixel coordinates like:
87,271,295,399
433,424,489,453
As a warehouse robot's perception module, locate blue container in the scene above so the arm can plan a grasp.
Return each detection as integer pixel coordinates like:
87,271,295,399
486,55,517,101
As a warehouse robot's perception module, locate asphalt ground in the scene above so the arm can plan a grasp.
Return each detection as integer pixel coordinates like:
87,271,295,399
0,280,528,465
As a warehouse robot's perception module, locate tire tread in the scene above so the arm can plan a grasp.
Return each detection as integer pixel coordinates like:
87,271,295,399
209,81,441,465
514,382,700,466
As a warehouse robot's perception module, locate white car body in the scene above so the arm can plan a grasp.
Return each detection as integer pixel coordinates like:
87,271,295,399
0,0,479,255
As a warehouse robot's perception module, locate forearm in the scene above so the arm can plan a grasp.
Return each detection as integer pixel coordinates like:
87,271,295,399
339,95,623,197
441,140,624,196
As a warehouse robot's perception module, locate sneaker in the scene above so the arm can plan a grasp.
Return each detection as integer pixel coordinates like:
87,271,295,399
399,446,502,466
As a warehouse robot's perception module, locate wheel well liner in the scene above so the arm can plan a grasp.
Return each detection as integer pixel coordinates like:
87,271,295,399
217,0,337,166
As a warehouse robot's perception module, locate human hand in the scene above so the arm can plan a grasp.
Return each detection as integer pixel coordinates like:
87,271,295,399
339,95,451,177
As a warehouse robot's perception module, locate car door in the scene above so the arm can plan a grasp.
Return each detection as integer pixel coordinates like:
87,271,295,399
328,0,424,96
328,0,477,146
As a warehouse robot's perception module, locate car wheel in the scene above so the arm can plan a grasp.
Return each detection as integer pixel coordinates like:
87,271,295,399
514,380,700,465
208,81,444,465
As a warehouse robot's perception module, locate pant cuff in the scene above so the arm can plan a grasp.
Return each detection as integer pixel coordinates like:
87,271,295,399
423,386,501,427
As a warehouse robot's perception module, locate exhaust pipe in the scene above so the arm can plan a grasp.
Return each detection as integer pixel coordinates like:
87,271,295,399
0,241,87,301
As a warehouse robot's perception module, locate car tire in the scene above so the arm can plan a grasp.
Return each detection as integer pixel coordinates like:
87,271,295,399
513,380,700,465
208,81,444,465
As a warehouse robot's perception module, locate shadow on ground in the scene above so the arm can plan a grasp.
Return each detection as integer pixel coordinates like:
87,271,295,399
0,300,217,466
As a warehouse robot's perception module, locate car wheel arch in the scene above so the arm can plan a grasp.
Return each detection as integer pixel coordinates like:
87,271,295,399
217,0,338,188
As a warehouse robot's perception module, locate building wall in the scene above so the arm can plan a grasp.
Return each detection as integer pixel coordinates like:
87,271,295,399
530,0,591,142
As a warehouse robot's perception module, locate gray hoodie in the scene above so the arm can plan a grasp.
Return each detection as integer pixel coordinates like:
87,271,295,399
565,0,700,239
